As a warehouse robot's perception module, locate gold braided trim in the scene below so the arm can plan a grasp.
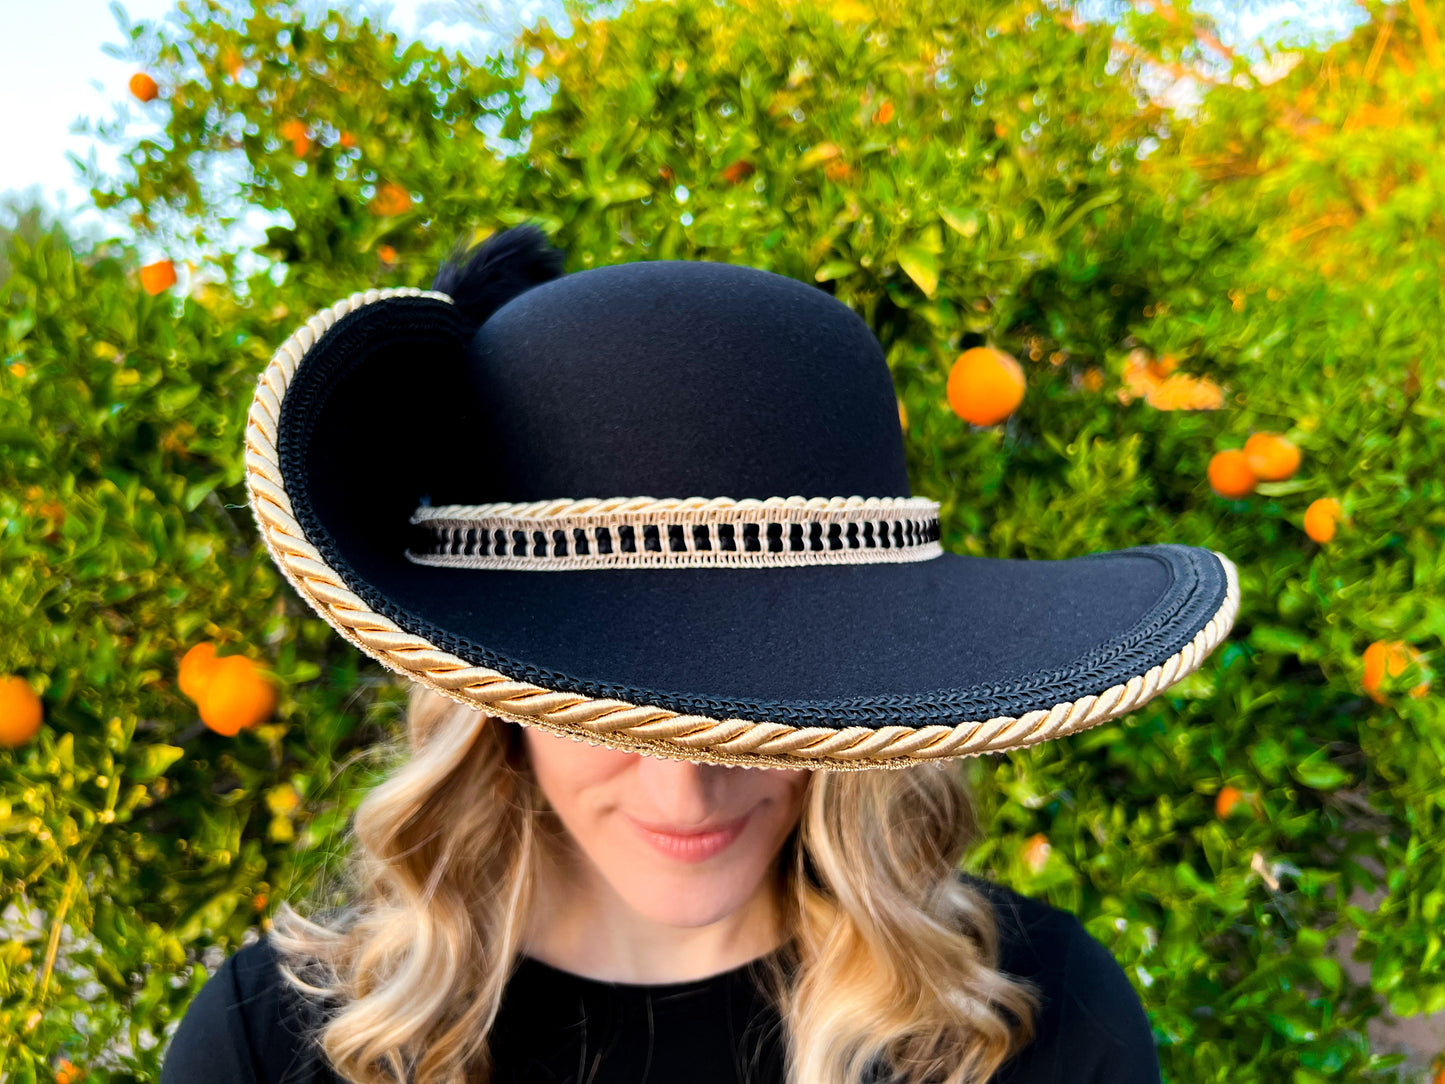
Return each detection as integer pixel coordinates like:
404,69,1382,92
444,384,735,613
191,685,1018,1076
244,286,1243,770
408,495,943,570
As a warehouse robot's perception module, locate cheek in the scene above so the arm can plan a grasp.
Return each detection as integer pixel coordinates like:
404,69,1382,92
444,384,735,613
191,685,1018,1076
523,730,634,819
759,771,812,842
759,768,811,810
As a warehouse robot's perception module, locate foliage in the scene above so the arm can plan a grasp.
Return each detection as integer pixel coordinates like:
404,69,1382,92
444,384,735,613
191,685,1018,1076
2,0,1443,1079
1163,0,1445,291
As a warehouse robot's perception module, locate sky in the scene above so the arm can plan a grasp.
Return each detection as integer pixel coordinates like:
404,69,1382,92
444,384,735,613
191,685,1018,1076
0,0,1364,240
0,0,174,223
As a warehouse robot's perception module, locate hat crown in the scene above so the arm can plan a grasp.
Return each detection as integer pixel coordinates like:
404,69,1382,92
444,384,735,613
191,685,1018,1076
433,259,910,505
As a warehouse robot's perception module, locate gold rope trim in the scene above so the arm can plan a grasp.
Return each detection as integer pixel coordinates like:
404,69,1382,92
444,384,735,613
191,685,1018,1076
408,495,943,570
243,287,1243,770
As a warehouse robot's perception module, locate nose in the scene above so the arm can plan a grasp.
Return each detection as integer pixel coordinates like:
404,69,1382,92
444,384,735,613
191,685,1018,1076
632,755,728,827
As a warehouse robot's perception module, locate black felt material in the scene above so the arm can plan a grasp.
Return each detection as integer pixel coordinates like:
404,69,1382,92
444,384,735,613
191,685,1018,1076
159,874,1165,1084
453,259,910,501
276,265,1229,730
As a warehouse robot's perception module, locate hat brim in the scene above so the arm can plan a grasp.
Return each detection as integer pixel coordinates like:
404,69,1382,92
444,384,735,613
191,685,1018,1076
245,289,1241,770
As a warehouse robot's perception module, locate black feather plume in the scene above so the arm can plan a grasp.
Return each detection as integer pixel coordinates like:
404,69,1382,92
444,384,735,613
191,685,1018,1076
431,223,567,330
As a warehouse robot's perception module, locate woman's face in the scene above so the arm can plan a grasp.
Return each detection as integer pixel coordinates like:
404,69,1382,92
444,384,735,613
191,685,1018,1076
521,727,812,929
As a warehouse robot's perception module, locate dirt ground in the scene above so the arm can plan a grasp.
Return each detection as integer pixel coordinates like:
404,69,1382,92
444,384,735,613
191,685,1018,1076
1325,861,1444,1082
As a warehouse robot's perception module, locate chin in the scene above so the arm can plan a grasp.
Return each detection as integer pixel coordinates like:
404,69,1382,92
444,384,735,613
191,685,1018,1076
615,857,767,929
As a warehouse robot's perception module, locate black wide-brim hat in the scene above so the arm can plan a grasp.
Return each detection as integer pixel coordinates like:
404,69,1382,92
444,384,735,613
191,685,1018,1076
243,224,1240,770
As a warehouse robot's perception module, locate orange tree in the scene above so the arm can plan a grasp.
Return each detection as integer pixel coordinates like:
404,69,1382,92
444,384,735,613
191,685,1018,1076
1160,0,1445,287
2,0,1442,1079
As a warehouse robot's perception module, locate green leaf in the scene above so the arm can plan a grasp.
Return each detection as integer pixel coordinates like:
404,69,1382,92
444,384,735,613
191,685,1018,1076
594,180,652,207
55,731,75,771
126,744,186,783
1168,670,1216,700
154,384,201,416
896,245,938,298
183,471,228,512
939,205,980,238
283,660,322,684
814,259,858,282
0,426,41,447
1423,984,1445,1014
1249,737,1287,780
1308,957,1343,991
8,307,36,341
798,141,842,170
1386,985,1418,1014
1248,625,1311,656
1266,1012,1318,1041
1255,479,1314,496
175,889,241,943
1292,751,1350,791
1052,190,1121,237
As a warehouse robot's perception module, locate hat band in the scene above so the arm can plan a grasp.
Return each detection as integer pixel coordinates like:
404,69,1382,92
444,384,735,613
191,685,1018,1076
406,495,943,570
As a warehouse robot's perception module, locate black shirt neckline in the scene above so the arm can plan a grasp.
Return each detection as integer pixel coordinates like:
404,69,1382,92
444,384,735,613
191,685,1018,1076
514,942,790,996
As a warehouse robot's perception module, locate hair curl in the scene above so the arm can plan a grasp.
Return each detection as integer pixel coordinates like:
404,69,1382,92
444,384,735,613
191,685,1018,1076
267,684,1042,1084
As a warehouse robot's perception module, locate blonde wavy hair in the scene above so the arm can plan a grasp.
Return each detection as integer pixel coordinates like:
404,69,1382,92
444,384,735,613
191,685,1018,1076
267,684,1043,1084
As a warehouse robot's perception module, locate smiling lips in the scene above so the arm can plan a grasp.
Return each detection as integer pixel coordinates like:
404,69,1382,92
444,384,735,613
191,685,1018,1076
626,813,752,863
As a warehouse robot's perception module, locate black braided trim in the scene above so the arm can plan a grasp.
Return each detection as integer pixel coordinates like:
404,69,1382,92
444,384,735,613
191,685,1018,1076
412,515,942,559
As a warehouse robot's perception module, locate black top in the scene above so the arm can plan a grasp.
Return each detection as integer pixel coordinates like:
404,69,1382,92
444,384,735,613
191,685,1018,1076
160,874,1162,1084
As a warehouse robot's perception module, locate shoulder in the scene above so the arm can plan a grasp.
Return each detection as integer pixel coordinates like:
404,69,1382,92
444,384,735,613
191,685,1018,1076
162,935,335,1084
957,872,1163,1082
958,870,1079,973
958,870,1136,990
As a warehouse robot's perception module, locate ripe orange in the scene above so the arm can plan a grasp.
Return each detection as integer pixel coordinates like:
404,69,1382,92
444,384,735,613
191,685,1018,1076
1243,432,1301,481
1303,497,1343,543
1208,449,1256,498
178,642,223,702
1362,640,1431,704
377,243,398,264
1215,785,1243,818
140,260,176,296
873,99,894,124
1145,372,1224,411
279,118,310,157
25,496,66,545
720,159,755,184
369,182,413,217
129,73,159,102
947,346,1025,426
56,1059,85,1084
198,655,278,736
0,675,44,749
1118,350,1223,411
221,48,243,78
1021,833,1051,873
338,130,357,149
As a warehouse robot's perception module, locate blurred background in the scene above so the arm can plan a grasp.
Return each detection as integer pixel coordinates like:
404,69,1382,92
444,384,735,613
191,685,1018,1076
2,0,1444,1080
